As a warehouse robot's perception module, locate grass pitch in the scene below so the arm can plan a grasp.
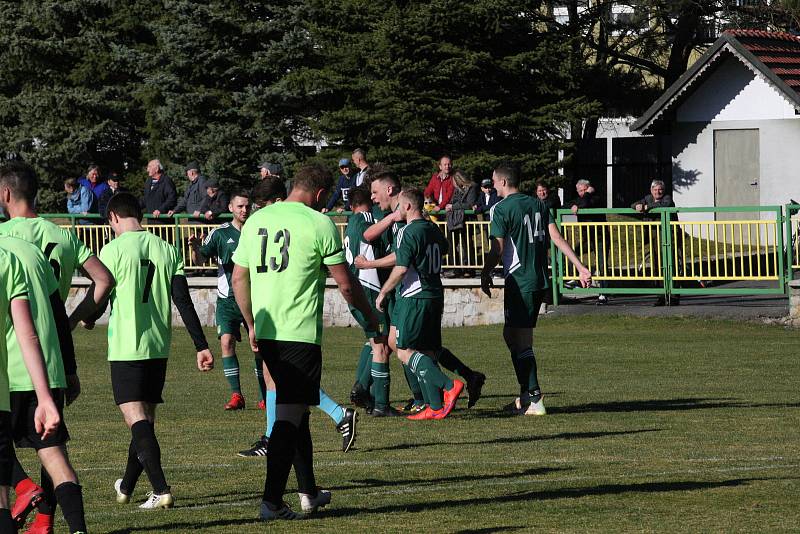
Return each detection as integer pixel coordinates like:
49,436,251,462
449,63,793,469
18,316,800,533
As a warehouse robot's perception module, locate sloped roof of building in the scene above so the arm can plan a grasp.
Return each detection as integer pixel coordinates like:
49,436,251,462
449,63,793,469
632,30,800,133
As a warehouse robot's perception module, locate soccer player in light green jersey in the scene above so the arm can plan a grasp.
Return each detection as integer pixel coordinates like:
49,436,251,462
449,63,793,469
343,188,393,416
0,248,61,533
232,165,378,520
0,162,114,330
376,188,464,420
481,167,591,416
101,193,214,510
0,236,87,533
357,172,486,410
189,190,267,411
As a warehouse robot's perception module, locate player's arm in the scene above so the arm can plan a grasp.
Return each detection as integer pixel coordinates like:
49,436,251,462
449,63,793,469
187,234,210,264
10,298,60,439
328,263,379,331
232,264,257,353
355,252,396,270
548,223,591,287
49,292,80,405
70,255,115,330
362,211,400,243
171,274,214,371
480,236,502,296
375,265,407,312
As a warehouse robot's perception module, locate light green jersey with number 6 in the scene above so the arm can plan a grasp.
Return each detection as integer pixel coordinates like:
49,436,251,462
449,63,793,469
233,201,345,345
0,217,93,301
99,230,184,361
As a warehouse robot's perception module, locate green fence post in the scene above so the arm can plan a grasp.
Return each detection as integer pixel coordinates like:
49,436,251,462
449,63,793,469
776,207,786,295
661,210,672,302
550,209,559,307
785,204,794,289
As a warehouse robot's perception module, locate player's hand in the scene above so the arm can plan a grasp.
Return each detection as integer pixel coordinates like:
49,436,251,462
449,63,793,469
187,234,202,248
354,255,369,269
578,266,592,288
152,210,161,217
33,398,60,440
196,349,214,371
248,328,259,353
480,271,494,297
375,292,387,313
65,374,81,405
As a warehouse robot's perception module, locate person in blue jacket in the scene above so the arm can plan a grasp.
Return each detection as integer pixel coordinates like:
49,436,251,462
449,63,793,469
322,159,357,213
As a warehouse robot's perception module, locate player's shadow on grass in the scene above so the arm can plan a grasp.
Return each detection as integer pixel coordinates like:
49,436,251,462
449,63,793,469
106,517,263,533
321,477,760,518
364,428,660,452
328,466,570,491
548,397,741,415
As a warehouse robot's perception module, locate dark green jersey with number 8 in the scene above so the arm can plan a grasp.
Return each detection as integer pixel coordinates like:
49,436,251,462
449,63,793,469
99,230,184,361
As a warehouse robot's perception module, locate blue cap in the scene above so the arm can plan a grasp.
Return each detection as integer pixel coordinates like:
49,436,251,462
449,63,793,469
338,158,351,167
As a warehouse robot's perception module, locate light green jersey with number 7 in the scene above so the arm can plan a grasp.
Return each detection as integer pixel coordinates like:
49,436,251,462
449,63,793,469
99,230,184,361
233,201,345,345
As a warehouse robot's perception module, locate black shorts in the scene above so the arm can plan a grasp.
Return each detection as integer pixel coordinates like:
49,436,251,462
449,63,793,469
257,340,321,405
0,412,13,486
10,389,70,449
110,359,168,405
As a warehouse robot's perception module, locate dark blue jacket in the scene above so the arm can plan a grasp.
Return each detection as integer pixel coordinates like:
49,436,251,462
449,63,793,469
475,188,499,214
326,173,357,211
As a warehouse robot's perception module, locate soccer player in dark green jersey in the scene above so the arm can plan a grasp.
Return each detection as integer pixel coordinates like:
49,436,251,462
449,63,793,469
232,165,378,520
0,236,87,533
0,248,61,533
189,190,267,411
101,193,214,510
376,188,464,420
343,188,393,416
481,167,591,415
0,162,114,329
357,172,487,410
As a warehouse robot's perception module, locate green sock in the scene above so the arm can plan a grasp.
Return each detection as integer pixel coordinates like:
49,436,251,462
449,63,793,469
402,362,425,402
222,355,241,394
516,348,541,401
409,352,452,410
254,356,266,402
356,342,372,389
370,361,390,409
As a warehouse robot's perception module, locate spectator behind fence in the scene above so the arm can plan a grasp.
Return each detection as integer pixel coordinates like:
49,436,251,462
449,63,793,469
351,148,370,187
200,179,229,221
445,170,479,278
78,164,109,203
64,177,94,224
424,155,455,210
632,179,680,306
474,178,499,214
258,161,283,181
141,159,177,218
98,172,127,219
569,179,608,304
323,158,356,213
168,161,208,218
536,181,562,211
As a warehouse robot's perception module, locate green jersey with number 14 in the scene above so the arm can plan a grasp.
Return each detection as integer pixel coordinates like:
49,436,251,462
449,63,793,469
99,230,184,361
0,217,93,301
232,201,345,345
489,192,550,291
394,219,448,299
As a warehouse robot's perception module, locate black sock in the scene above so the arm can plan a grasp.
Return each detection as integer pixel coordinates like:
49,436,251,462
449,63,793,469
264,420,298,506
54,482,86,533
11,456,29,487
121,437,143,495
292,413,316,495
38,466,55,515
131,420,169,494
438,347,473,380
0,509,14,532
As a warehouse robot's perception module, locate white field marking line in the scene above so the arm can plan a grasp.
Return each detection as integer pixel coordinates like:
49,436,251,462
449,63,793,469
84,462,800,520
75,456,800,472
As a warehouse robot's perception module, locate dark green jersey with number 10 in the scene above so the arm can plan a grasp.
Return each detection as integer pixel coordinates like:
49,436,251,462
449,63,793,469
394,219,448,299
489,192,550,292
99,230,184,361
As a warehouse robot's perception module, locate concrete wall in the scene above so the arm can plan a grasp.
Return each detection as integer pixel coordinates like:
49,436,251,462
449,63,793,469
671,56,800,223
66,278,511,329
